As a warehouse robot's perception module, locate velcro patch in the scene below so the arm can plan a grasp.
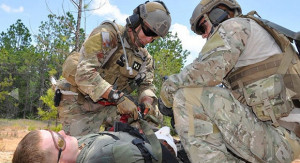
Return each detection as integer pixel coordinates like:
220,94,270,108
102,31,110,48
132,61,141,71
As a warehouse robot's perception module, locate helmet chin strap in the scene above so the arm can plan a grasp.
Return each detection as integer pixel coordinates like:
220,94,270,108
204,14,215,37
132,27,145,48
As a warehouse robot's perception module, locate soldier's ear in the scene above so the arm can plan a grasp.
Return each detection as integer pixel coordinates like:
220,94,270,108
126,3,142,29
126,14,141,29
208,8,229,26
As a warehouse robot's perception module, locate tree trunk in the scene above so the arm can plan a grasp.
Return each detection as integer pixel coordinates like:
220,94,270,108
23,73,30,119
38,54,47,109
75,0,82,52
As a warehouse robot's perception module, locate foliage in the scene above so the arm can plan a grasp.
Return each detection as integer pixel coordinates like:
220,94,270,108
147,32,190,95
0,75,13,102
35,12,85,80
37,88,57,121
0,19,32,50
49,124,63,132
147,32,190,131
27,125,37,131
0,20,34,118
0,13,84,119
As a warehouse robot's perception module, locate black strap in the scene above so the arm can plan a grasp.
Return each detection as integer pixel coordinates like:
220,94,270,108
177,149,190,163
132,138,156,163
57,148,62,163
114,121,147,142
296,40,300,55
98,132,120,140
160,143,179,163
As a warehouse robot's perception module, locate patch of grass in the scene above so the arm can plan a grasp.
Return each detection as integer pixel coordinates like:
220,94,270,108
49,124,62,132
0,119,60,131
27,125,37,131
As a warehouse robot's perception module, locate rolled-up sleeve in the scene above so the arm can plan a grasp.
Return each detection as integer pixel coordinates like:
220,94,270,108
75,29,117,102
160,19,251,107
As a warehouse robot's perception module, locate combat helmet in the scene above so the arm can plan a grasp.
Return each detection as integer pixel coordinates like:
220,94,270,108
190,0,242,35
126,1,171,37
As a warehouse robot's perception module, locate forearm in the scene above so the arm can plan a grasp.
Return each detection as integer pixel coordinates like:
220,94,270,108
141,95,154,105
75,60,112,102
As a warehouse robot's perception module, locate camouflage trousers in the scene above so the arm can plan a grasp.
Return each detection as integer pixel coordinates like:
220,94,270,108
58,94,119,136
173,87,300,163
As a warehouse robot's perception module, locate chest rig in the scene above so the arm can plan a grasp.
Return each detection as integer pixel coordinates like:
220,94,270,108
62,21,148,95
224,11,300,127
98,21,148,94
76,122,162,163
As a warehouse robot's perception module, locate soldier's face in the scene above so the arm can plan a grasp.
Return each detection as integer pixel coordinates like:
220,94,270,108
198,17,212,39
136,24,158,46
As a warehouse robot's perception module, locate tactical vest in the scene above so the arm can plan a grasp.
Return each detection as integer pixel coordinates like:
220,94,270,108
62,21,148,95
76,121,172,163
224,11,300,127
76,132,154,163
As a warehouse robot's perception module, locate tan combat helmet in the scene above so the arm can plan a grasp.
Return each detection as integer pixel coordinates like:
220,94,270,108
190,0,242,35
127,1,171,37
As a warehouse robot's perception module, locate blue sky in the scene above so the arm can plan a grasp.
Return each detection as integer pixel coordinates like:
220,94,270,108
1,0,299,64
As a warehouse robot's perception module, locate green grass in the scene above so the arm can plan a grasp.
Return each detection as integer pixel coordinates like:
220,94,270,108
0,118,60,131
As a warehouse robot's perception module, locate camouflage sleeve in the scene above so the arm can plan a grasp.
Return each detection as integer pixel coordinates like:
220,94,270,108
137,49,157,103
75,25,118,102
160,19,251,107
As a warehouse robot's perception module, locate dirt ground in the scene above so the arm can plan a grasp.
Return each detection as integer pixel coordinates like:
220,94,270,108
0,119,49,163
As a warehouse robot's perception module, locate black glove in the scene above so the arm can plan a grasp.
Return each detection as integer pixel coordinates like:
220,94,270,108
158,98,173,117
54,89,62,107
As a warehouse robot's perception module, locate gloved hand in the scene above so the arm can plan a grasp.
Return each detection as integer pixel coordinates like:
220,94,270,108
160,80,177,108
143,102,154,115
116,96,138,120
143,102,160,126
158,98,175,128
157,98,173,117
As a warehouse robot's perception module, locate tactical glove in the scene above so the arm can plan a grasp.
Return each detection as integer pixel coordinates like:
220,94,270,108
143,102,154,115
116,96,138,120
158,98,173,117
137,102,160,126
160,79,177,108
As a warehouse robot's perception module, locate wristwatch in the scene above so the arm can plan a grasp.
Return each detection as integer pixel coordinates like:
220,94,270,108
108,89,121,103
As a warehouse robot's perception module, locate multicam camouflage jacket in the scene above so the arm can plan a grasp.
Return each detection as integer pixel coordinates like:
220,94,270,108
75,21,156,103
160,16,299,108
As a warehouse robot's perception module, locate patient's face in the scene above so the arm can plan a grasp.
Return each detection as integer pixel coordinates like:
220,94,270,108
40,130,79,162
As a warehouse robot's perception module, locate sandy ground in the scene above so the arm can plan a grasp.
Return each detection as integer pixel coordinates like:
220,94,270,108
0,152,14,163
0,129,29,163
0,119,49,163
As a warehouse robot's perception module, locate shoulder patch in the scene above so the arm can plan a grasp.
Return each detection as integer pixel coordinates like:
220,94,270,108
101,31,111,48
132,61,142,71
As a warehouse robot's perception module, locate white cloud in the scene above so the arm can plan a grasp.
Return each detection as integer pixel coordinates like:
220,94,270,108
170,23,206,65
91,0,129,25
0,4,24,13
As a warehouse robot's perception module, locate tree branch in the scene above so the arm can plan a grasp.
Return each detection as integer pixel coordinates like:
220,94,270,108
70,0,79,8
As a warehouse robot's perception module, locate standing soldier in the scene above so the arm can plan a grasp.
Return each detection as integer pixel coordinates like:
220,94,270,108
160,0,300,162
56,1,171,136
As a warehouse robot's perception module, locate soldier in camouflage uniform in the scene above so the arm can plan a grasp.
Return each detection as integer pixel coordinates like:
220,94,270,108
56,1,171,136
160,0,300,162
